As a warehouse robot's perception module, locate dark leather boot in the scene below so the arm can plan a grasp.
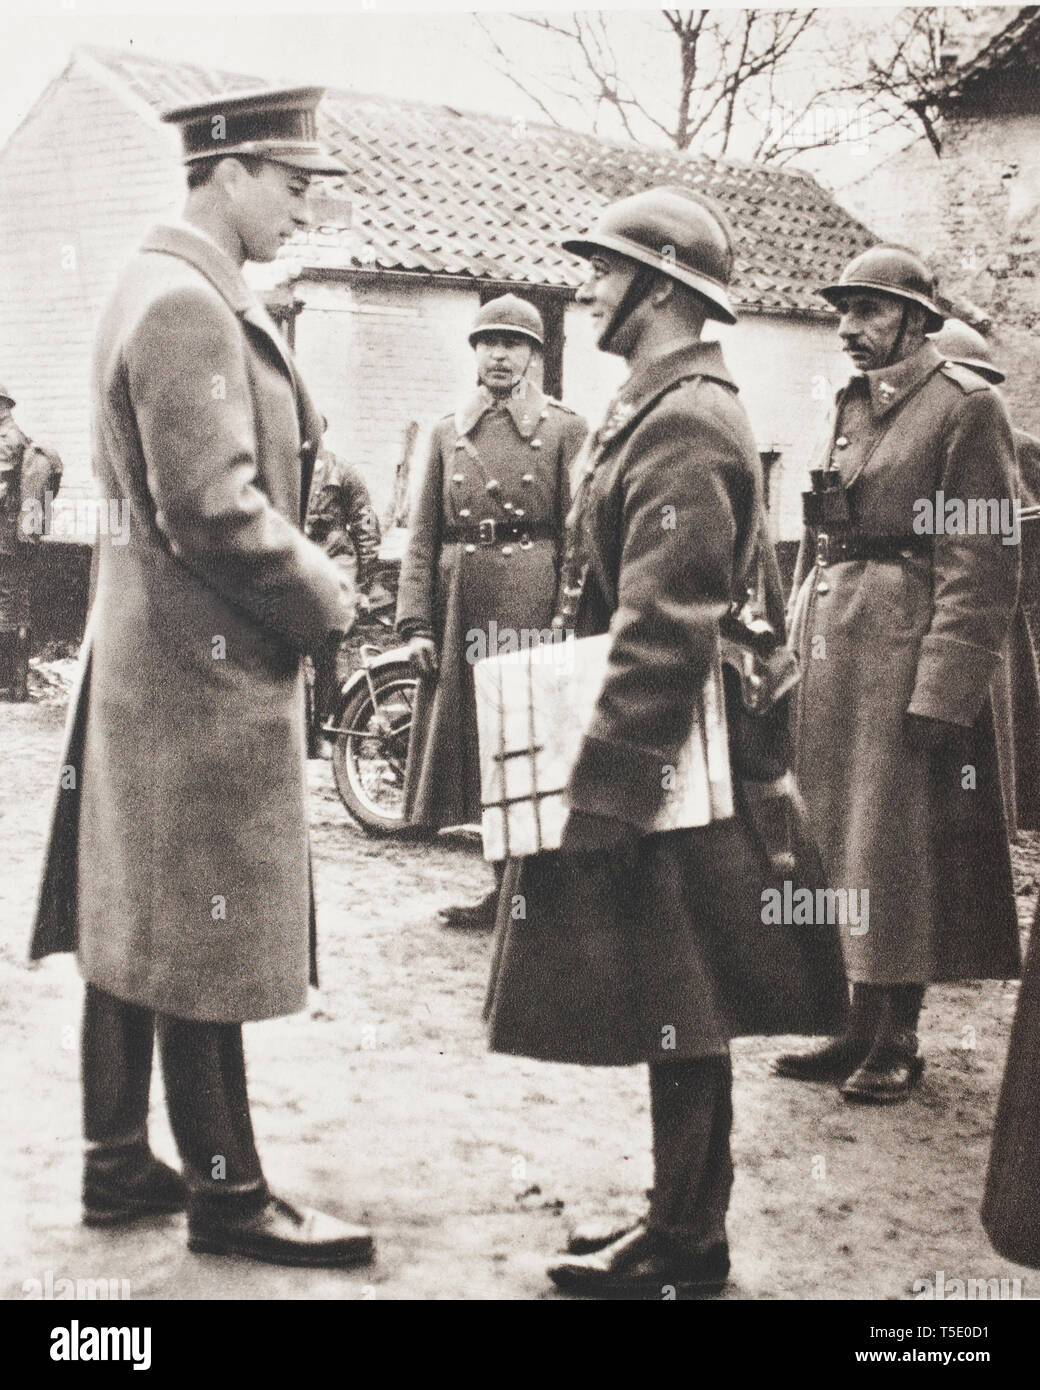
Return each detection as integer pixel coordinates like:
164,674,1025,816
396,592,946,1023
84,1144,187,1227
81,985,186,1225
548,1224,729,1298
841,1031,924,1104
774,984,884,1082
187,1192,374,1269
439,865,503,931
565,1214,643,1255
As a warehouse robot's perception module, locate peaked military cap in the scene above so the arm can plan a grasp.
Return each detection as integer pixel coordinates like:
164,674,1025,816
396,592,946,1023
0,384,14,406
160,86,347,176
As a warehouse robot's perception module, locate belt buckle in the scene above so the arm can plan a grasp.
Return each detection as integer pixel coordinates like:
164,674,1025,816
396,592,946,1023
478,518,496,546
815,532,830,568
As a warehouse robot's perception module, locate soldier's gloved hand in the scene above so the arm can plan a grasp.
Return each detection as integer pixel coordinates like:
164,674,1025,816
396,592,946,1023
903,712,959,752
408,634,439,677
560,809,640,859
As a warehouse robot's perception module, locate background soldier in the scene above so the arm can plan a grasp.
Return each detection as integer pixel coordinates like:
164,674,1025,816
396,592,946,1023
305,424,389,743
778,248,1021,1103
0,387,60,699
928,318,1040,839
485,189,848,1297
396,294,587,927
30,88,373,1268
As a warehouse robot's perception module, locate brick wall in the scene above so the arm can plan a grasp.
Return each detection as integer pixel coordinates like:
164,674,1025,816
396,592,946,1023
0,62,184,504
293,277,480,525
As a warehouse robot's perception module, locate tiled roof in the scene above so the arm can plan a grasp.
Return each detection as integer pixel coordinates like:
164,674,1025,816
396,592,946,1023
81,44,877,317
939,6,1040,102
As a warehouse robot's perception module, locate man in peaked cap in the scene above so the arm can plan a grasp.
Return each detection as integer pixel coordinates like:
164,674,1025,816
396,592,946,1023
778,248,1021,1103
30,87,376,1268
396,292,587,928
484,188,847,1297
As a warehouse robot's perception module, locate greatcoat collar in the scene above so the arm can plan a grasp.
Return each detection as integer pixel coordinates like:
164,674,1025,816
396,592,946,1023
593,339,737,451
454,379,547,440
846,340,945,418
140,223,298,387
140,222,323,517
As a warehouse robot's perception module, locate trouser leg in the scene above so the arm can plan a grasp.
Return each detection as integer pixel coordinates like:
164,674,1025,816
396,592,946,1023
156,1014,267,1213
312,631,344,726
82,983,154,1158
647,1054,733,1255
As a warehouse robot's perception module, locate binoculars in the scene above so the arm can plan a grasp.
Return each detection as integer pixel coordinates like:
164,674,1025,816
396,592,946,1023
802,469,853,529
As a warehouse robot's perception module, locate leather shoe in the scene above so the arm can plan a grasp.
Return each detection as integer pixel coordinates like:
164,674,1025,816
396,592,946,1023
548,1224,729,1298
188,1195,375,1269
774,1037,869,1084
438,888,498,931
83,1154,187,1227
840,1033,924,1105
565,1214,641,1255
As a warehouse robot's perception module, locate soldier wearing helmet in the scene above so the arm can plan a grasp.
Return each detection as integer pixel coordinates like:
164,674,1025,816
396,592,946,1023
777,247,1021,1103
484,187,848,1298
396,293,587,927
929,319,1040,841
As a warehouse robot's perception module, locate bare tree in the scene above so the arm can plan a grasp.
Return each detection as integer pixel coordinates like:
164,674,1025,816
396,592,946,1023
825,5,1011,158
474,9,833,160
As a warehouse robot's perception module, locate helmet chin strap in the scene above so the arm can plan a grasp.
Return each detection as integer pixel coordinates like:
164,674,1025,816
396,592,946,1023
881,302,910,370
598,264,658,354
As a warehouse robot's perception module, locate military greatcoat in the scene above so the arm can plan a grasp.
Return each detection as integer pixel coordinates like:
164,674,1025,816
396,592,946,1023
484,341,849,1067
29,224,349,1023
790,341,1021,986
396,380,587,828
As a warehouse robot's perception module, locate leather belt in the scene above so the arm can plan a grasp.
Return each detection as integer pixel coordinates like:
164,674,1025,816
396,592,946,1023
444,519,553,546
814,532,932,567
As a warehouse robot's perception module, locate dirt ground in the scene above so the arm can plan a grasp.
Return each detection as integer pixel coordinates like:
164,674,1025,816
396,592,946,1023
1,671,1037,1302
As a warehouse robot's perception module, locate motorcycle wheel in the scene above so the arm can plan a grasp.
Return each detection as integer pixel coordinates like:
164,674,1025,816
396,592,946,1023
330,664,418,835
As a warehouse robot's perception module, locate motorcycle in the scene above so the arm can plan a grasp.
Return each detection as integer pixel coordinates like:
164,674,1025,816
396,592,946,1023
319,612,419,836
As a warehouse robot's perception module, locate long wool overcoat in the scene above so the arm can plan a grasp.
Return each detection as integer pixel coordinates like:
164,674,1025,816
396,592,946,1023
991,429,1040,837
484,341,850,1067
790,342,1021,986
982,894,1040,1269
395,382,587,828
29,224,349,1023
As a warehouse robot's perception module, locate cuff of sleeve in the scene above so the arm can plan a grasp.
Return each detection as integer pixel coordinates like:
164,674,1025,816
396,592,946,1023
398,621,432,640
908,634,1002,727
566,734,668,830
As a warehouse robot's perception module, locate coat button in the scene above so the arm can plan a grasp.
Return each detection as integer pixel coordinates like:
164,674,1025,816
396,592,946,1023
521,473,534,485
459,507,471,518
502,545,513,556
465,544,476,554
502,501,514,512
486,479,500,493
513,507,525,519
835,436,849,449
816,579,830,595
452,472,465,484
530,439,542,449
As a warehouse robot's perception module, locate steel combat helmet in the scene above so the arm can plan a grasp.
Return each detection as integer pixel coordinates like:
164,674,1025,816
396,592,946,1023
468,294,544,349
562,186,737,325
929,318,1005,384
818,246,945,333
